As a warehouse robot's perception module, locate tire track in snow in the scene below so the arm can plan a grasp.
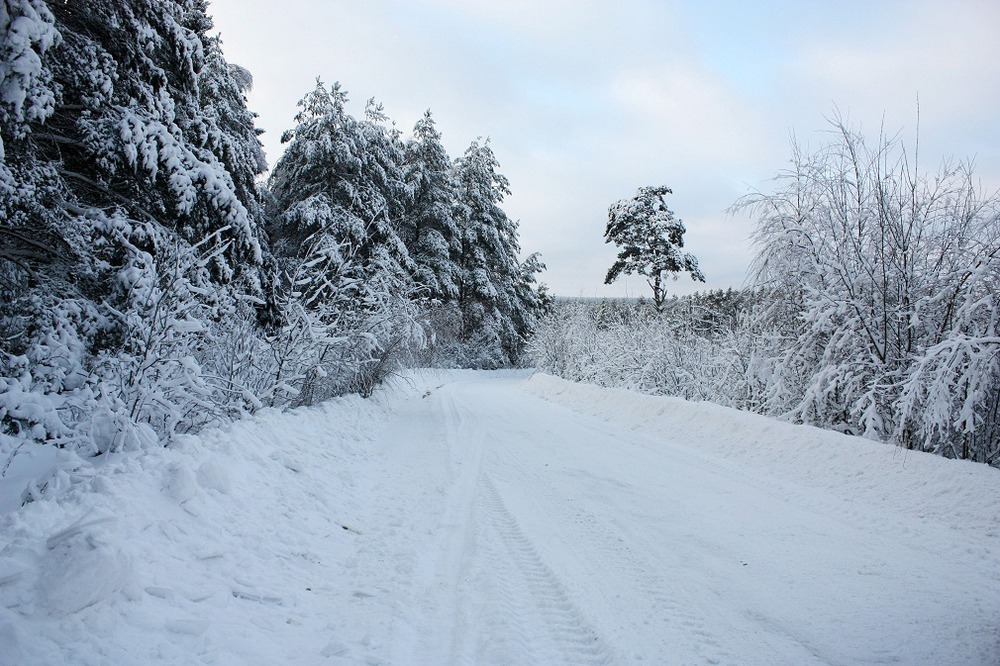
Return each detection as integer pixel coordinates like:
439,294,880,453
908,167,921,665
509,383,999,663
422,381,612,664
479,472,617,665
492,438,735,665
461,502,536,665
396,384,488,664
490,411,927,664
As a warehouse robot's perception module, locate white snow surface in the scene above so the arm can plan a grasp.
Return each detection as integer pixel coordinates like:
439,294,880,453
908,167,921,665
1,370,998,665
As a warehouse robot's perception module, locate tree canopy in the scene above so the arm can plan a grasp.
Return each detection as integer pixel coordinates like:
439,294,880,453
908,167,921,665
0,1,546,456
604,185,704,309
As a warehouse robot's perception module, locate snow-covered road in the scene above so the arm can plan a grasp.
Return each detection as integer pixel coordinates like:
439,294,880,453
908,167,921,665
2,371,998,664
350,372,999,664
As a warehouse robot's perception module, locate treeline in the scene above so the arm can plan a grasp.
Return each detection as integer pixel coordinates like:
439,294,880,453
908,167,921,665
0,0,546,456
529,293,759,408
532,119,1000,467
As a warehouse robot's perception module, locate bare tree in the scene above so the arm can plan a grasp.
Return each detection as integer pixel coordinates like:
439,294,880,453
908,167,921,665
733,112,1000,462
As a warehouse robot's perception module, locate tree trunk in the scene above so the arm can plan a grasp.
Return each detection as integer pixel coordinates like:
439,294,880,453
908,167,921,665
652,273,665,310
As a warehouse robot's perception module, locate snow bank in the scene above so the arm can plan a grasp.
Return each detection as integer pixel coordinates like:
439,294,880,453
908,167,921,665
0,390,392,664
523,372,1000,538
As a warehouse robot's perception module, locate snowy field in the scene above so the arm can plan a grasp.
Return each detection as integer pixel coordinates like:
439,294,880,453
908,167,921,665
1,370,998,664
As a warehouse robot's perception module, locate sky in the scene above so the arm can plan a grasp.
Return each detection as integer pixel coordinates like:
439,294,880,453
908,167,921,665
208,0,1000,299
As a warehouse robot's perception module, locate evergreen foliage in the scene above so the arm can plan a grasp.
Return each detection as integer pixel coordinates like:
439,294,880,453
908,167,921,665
404,110,460,302
1,0,271,455
453,139,544,367
1,2,545,464
604,185,705,309
265,80,421,403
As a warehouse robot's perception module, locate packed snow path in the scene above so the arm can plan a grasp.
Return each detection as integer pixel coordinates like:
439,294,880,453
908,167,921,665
357,373,999,664
1,371,998,664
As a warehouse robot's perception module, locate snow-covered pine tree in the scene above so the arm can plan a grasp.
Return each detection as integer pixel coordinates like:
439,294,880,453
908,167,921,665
398,110,466,366
511,251,549,344
0,0,63,321
197,27,268,234
604,185,705,310
268,81,411,270
190,18,283,412
1,0,271,453
453,139,543,367
266,81,422,402
43,0,265,274
403,110,461,302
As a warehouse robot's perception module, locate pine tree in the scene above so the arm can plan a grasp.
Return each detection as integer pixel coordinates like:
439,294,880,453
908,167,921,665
1,0,272,451
265,81,420,402
403,110,460,301
453,139,542,366
268,81,410,272
604,185,705,310
42,0,265,272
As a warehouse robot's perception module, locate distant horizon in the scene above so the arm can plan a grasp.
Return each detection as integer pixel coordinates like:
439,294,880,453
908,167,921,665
553,287,746,302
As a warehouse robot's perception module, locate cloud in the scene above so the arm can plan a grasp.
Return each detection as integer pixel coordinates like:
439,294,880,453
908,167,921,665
209,0,1000,298
419,0,613,42
786,1,1000,174
610,65,768,168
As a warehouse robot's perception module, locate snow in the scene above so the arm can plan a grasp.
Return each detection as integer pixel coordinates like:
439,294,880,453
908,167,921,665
1,370,998,664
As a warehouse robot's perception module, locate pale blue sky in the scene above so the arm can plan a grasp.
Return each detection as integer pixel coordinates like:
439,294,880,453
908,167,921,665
209,0,1000,298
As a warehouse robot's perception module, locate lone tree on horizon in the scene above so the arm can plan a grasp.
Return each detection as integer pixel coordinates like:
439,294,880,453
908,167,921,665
604,185,705,309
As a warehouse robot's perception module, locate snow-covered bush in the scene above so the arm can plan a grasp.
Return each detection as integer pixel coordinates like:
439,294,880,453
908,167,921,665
895,270,1000,461
735,114,1000,464
528,296,756,407
539,116,1000,467
269,235,425,405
